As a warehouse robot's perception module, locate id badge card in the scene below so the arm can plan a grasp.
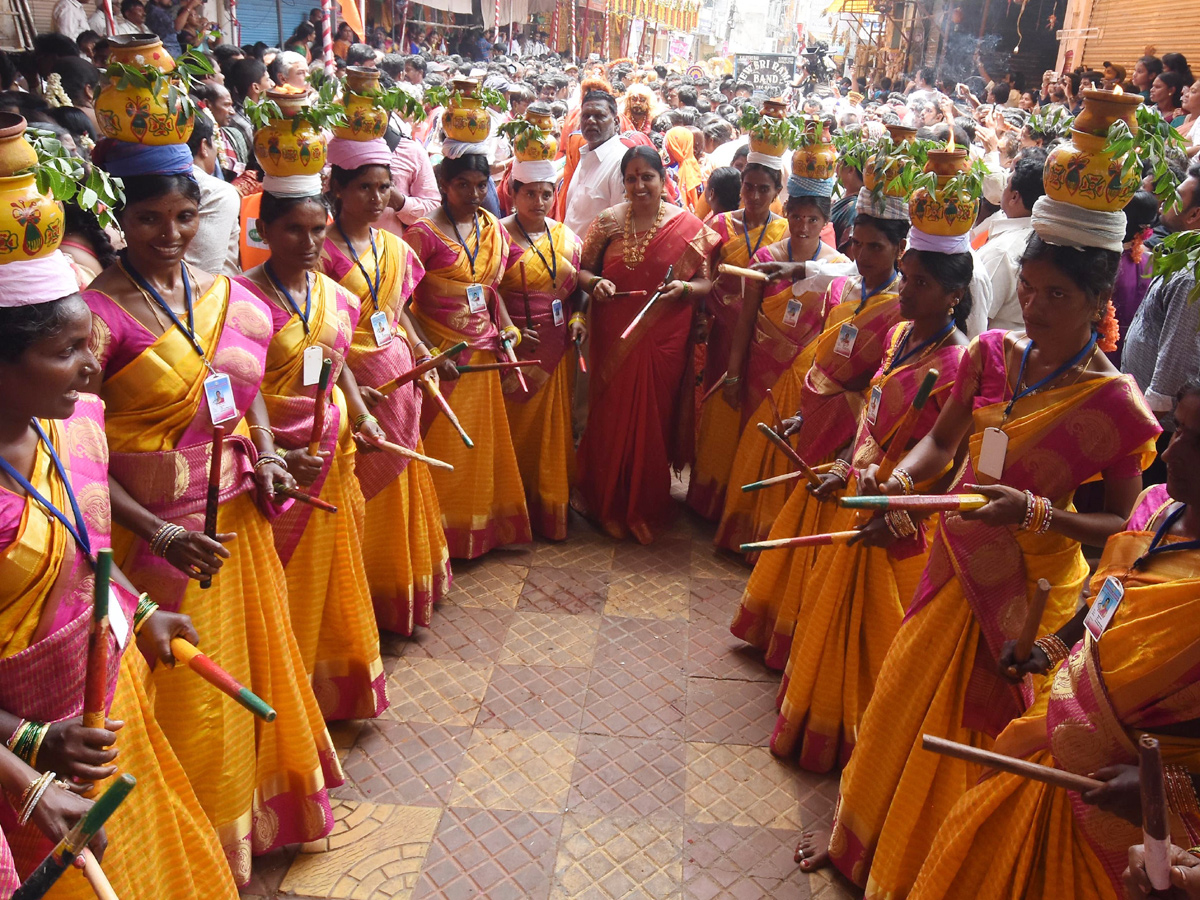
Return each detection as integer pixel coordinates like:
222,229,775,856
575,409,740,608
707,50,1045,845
976,426,1009,480
370,310,392,347
109,586,131,649
1084,575,1125,640
552,298,565,326
204,373,237,424
866,385,882,426
783,299,803,327
302,346,323,386
834,322,858,358
466,284,488,313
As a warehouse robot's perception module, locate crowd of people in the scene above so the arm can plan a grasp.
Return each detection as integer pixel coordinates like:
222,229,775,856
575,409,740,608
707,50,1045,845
1,6,1200,898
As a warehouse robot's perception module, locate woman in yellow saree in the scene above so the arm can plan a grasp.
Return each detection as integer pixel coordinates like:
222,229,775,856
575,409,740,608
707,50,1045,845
83,171,340,884
0,258,237,899
798,233,1161,899
911,385,1200,898
322,138,451,637
237,189,388,722
713,179,849,552
687,160,788,520
403,151,533,558
730,199,908,669
498,162,585,541
771,248,971,774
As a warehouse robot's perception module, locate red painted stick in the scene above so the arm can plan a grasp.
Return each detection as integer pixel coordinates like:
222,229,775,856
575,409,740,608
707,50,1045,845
840,493,988,512
421,380,474,448
170,638,276,721
200,424,225,590
82,548,112,731
756,423,821,488
575,335,587,373
378,341,469,395
740,531,860,552
307,358,333,456
274,483,338,513
766,388,785,432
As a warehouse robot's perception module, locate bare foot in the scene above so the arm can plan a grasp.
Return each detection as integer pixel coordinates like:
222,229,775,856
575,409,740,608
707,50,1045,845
794,829,831,871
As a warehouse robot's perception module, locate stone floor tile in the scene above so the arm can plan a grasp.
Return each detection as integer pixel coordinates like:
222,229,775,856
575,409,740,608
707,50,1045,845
580,662,686,740
604,572,690,620
687,618,780,683
449,728,579,812
400,604,514,663
685,742,805,830
240,846,296,897
592,616,688,673
684,677,779,743
532,532,617,572
807,870,859,899
518,566,611,615
688,579,748,623
551,813,684,900
327,720,366,764
280,799,442,899
681,870,807,900
690,546,751,581
476,664,591,733
337,718,472,806
682,821,799,880
386,657,494,728
567,734,687,818
610,537,693,579
410,807,563,900
443,560,528,610
497,611,601,667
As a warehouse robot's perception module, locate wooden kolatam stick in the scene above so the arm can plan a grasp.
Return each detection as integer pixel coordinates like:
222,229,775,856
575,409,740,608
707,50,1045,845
921,735,1103,793
718,263,769,282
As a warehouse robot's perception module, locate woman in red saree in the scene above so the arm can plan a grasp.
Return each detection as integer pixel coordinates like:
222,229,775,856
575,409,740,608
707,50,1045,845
910,387,1200,899
576,145,720,543
322,138,451,638
1,253,237,898
798,233,1161,899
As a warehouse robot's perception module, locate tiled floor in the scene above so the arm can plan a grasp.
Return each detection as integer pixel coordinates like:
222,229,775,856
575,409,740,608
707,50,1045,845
242,480,855,900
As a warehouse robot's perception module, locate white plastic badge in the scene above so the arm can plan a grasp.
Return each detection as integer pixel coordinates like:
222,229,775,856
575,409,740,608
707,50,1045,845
552,298,565,326
834,322,858,358
109,585,130,649
466,284,487,313
866,385,882,426
370,310,392,347
302,346,323,386
976,426,1009,480
783,299,803,327
203,373,237,424
1084,575,1125,640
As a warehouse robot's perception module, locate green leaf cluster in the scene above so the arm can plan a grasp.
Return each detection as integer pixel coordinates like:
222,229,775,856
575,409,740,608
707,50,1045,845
244,80,347,134
423,83,508,113
357,84,427,122
497,117,548,152
1106,106,1187,209
22,126,125,230
1152,230,1200,305
104,48,215,124
1026,106,1074,141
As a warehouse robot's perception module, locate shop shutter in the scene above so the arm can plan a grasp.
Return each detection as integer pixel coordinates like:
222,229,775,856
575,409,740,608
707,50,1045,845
237,0,313,45
1080,0,1200,72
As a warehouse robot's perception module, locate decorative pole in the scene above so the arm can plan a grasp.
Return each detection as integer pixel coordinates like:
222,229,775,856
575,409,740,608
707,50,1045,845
494,0,501,41
321,0,335,78
398,0,409,51
102,0,115,35
570,0,576,61
550,0,559,52
602,0,610,59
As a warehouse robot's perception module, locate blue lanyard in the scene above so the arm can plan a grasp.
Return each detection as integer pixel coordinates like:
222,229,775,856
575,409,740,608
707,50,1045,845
885,321,955,374
0,420,91,558
855,270,898,314
120,253,201,358
517,219,557,288
1004,332,1098,420
265,261,312,334
785,240,824,263
741,213,774,261
336,220,383,311
449,211,482,278
1133,504,1200,570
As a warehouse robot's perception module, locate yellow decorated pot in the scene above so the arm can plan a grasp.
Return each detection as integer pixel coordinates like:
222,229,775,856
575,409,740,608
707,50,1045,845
1073,88,1141,137
513,129,556,162
95,35,192,144
791,120,836,180
444,95,491,143
1044,129,1140,212
0,172,64,261
862,155,906,197
333,67,388,141
0,114,37,178
885,123,917,144
253,89,327,177
909,149,978,236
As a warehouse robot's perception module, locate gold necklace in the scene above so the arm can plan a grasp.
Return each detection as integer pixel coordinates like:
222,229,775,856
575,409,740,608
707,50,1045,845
623,201,665,266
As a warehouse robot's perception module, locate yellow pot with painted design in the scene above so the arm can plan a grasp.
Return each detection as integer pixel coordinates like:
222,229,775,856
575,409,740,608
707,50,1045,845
0,172,65,261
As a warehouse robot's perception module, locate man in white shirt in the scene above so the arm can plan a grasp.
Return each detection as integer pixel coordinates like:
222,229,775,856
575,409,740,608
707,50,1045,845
52,0,91,39
976,151,1046,332
186,116,241,277
563,91,629,237
89,0,141,34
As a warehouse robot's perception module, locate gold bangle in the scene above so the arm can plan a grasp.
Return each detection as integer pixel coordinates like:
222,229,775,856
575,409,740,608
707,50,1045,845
829,459,853,483
249,424,274,437
893,467,915,495
1033,634,1071,668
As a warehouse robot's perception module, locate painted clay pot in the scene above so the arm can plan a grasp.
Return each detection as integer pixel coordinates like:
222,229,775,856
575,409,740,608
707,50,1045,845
909,149,978,236
526,108,554,132
791,118,836,180
749,99,788,157
1043,128,1140,212
885,123,918,144
0,172,64,261
443,84,492,144
513,126,556,162
1073,88,1141,137
253,89,326,177
95,35,192,144
334,67,387,141
862,152,906,197
0,114,38,177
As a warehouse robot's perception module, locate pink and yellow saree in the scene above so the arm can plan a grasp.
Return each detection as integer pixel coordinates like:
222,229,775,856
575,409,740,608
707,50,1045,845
829,330,1160,898
0,396,237,897
498,220,582,541
576,207,720,543
240,271,387,721
912,483,1200,900
85,278,341,882
404,210,532,558
323,228,451,637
